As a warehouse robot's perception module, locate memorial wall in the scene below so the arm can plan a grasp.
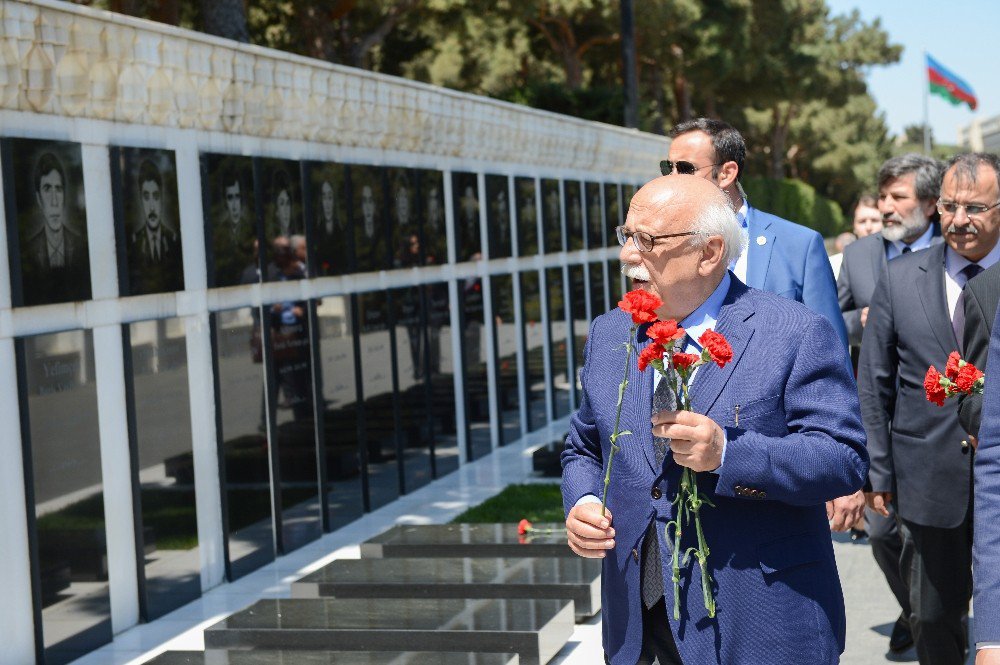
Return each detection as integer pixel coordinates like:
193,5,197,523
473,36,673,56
0,0,669,662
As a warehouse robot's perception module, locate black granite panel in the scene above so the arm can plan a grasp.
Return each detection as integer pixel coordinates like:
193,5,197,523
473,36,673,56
202,153,260,288
603,183,621,249
621,183,636,216
545,267,570,419
291,556,601,618
608,259,624,304
540,179,562,254
355,291,400,509
2,138,91,306
146,650,519,664
452,172,481,262
486,174,513,259
125,319,200,620
518,271,545,432
112,147,184,295
418,170,448,266
18,331,111,664
514,177,538,257
350,166,389,273
260,158,305,282
360,523,573,559
307,161,350,277
315,295,364,531
460,273,490,461
490,274,520,445
568,265,586,403
203,597,573,665
589,262,608,319
388,168,420,269
585,182,604,249
392,285,433,493
563,181,583,251
425,281,459,477
212,308,275,580
262,304,321,553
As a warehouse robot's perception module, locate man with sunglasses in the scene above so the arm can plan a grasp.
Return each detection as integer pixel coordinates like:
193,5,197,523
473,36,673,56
860,153,1000,665
665,119,846,346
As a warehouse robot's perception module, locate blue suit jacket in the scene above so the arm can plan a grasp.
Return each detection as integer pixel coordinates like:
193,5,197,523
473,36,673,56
974,302,1000,643
561,278,868,665
745,205,848,349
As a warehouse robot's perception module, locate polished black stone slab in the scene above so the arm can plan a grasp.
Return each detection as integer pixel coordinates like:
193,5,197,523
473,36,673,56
203,597,572,665
291,556,600,618
146,650,519,664
360,523,573,559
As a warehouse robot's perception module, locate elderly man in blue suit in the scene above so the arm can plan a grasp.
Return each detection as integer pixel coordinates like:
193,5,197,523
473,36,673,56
663,119,864,536
561,174,868,664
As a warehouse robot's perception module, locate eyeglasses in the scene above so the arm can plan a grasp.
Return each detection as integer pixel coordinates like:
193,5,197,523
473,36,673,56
615,225,697,252
937,200,1000,218
659,160,722,176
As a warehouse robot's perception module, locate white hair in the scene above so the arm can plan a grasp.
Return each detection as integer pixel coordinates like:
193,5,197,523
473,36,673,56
690,195,745,267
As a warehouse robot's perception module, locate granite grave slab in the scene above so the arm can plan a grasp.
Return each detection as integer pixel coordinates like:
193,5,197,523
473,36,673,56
290,557,601,618
145,650,519,664
359,524,572,559
203,597,573,665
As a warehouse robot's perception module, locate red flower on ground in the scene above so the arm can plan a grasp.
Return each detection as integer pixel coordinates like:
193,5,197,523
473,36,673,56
648,320,686,345
618,289,662,325
954,362,984,394
517,519,532,535
945,351,962,381
638,343,664,372
924,366,947,406
672,352,700,370
699,329,733,367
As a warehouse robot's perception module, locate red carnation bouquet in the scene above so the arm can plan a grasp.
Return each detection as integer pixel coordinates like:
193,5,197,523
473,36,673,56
607,290,733,618
924,351,985,406
638,314,733,620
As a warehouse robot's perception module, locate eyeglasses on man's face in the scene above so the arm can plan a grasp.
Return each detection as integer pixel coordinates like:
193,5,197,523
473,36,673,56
936,200,1000,218
615,225,698,252
659,160,721,177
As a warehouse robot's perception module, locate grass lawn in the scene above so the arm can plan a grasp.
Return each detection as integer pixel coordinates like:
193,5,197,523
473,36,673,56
451,483,565,523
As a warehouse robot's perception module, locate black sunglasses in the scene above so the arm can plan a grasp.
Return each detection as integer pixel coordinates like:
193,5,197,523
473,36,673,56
659,160,722,176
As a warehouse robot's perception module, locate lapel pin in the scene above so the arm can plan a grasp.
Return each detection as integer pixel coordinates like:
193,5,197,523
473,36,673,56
756,235,767,246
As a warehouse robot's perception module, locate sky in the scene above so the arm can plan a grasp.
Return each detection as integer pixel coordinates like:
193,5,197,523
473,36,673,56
824,0,1000,145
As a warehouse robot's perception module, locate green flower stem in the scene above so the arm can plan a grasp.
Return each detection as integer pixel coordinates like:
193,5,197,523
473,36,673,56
602,325,637,518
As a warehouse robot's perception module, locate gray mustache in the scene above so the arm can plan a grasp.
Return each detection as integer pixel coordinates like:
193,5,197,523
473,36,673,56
946,223,979,235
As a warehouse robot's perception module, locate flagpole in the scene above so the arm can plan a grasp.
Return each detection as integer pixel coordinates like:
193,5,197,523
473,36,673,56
923,50,931,155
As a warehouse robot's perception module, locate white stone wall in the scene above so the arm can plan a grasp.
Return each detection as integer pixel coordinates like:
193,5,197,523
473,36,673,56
0,1,668,661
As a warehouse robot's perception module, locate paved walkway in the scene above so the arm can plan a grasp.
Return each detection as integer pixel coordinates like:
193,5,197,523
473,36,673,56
75,419,974,664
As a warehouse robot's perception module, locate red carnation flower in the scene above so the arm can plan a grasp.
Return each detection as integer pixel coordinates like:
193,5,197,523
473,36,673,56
648,320,686,345
699,329,733,367
924,366,947,406
517,519,532,535
954,362,984,394
638,343,664,372
945,351,962,381
672,352,700,370
618,289,662,325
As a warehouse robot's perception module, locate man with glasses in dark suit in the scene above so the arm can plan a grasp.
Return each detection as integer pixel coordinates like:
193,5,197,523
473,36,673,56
860,153,1000,665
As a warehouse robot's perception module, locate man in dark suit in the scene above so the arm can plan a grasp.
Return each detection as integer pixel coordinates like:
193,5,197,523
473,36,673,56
837,153,944,654
129,158,182,294
972,283,1000,665
958,262,1000,440
562,174,868,664
860,152,1000,665
21,151,91,304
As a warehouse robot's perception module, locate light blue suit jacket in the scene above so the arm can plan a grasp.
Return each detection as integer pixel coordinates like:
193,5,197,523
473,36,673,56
745,205,848,349
973,302,1000,644
561,277,868,664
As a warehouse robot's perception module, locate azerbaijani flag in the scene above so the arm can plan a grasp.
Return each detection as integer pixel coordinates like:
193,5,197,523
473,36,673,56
927,54,977,110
